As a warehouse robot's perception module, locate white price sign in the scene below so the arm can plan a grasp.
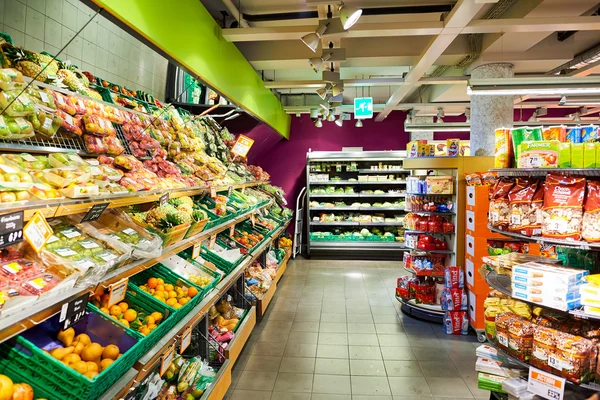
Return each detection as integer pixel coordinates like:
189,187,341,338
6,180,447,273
522,155,543,168
180,326,192,354
497,333,508,347
107,278,128,307
160,345,176,376
528,366,565,400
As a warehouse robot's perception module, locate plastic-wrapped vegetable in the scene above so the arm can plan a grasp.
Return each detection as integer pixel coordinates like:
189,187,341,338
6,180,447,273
30,108,63,138
26,86,56,110
56,110,82,136
84,134,108,154
0,115,34,139
0,68,26,90
83,115,116,136
104,136,125,156
0,90,35,116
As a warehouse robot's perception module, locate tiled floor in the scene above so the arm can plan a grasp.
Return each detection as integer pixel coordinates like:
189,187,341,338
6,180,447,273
224,258,487,400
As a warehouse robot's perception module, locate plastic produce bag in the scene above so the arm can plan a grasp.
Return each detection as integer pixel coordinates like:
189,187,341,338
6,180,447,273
266,250,278,268
177,356,216,397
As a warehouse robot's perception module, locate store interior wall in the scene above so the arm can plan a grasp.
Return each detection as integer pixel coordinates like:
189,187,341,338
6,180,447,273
1,0,168,100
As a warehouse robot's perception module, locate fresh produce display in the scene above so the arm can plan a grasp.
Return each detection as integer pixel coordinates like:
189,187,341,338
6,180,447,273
137,276,199,309
0,374,36,400
278,237,292,247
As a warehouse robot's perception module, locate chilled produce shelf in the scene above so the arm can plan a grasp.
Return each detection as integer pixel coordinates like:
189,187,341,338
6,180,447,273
310,221,404,226
309,193,406,198
310,207,406,211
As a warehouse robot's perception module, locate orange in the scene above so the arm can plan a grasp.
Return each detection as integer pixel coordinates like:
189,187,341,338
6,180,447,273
147,278,158,289
109,305,121,316
178,298,188,305
123,309,137,322
156,284,165,292
100,307,110,315
139,326,150,336
111,315,118,320
100,358,114,371
119,319,130,328
148,324,157,331
166,298,177,306
168,291,177,299
164,284,174,292
144,316,155,326
118,302,129,312
173,303,182,309
150,312,163,322
156,278,164,285
187,287,198,297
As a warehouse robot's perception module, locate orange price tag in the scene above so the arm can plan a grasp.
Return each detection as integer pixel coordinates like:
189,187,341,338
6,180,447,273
209,235,216,249
24,212,53,253
231,134,255,158
180,326,192,354
107,278,128,308
229,225,235,238
192,243,201,259
210,186,216,198
160,345,176,376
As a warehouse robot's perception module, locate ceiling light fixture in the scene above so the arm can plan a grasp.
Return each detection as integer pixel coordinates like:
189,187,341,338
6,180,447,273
316,83,333,100
436,108,444,123
467,77,600,96
335,118,344,127
338,2,362,30
332,82,344,97
465,108,471,123
573,112,582,123
355,119,363,128
559,95,567,106
301,23,329,52
327,112,336,122
315,118,323,128
309,53,333,73
223,113,240,121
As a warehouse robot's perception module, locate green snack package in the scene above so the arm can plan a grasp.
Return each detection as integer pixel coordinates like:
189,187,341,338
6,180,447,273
517,140,560,168
511,127,542,164
559,142,571,168
584,142,596,168
596,143,600,168
571,143,584,168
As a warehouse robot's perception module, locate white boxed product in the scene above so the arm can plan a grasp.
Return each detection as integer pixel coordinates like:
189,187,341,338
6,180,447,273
510,291,581,310
512,262,588,284
475,357,526,378
511,283,581,302
511,282,582,295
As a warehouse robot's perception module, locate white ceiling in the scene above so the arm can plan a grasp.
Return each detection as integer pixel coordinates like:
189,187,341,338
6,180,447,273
200,0,600,115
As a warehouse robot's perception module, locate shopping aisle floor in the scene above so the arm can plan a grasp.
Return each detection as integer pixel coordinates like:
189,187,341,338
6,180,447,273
224,258,486,400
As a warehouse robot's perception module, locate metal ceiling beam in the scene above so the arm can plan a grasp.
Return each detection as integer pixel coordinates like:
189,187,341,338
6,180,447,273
375,0,487,122
222,16,600,42
264,76,469,89
567,60,600,76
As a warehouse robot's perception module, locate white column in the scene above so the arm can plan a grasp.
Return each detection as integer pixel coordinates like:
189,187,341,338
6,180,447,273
470,63,514,156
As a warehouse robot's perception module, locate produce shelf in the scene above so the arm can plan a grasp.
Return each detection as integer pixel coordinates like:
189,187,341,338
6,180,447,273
487,224,600,251
311,241,405,249
491,168,600,177
0,201,280,344
310,207,406,211
309,181,407,185
357,169,409,173
404,230,454,235
403,266,444,277
309,193,406,198
274,253,290,284
404,211,455,216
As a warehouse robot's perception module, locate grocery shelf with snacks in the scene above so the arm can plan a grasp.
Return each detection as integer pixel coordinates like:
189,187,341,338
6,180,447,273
305,151,408,259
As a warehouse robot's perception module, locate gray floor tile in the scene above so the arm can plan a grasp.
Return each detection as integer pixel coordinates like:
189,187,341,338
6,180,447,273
375,323,405,334
287,331,319,344
312,395,351,400
388,377,432,397
419,360,462,378
347,322,377,333
279,357,315,373
263,319,294,332
270,393,311,400
353,397,392,400
291,320,320,332
322,313,347,322
317,344,349,359
319,332,349,345
320,322,348,333
284,343,317,358
244,355,282,372
346,313,374,323
349,345,382,360
228,389,272,400
315,358,351,375
236,371,278,391
373,314,401,324
313,375,352,395
384,360,424,377
377,334,410,347
293,312,321,322
380,346,416,361
351,376,391,396
251,342,287,357
426,377,474,398
350,359,387,376
273,373,313,393
413,347,452,362
258,328,291,343
264,311,296,321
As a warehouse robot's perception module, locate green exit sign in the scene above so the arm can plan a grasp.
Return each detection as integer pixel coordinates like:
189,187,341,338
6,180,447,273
354,97,373,119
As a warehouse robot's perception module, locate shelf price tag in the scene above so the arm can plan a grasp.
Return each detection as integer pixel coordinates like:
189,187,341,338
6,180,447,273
208,235,217,249
231,134,254,158
528,366,565,400
159,193,169,206
229,224,235,238
227,186,233,198
59,292,90,330
0,210,24,249
180,326,192,354
107,278,128,308
81,203,109,223
251,214,256,227
192,243,201,260
24,212,53,253
160,344,176,376
210,186,216,198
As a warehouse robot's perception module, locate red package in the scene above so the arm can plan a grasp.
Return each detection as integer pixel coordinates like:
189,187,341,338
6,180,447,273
509,179,543,236
21,273,62,295
542,174,586,240
415,293,435,305
0,259,44,282
444,266,464,289
396,287,410,300
489,178,515,230
84,134,108,154
443,311,468,335
583,181,600,242
56,110,82,136
443,288,467,311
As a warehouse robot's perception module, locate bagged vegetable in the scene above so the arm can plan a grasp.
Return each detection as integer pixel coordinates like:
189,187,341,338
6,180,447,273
542,174,586,240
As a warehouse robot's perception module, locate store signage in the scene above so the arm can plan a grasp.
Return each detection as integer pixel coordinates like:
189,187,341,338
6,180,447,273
160,345,176,376
107,278,129,308
231,135,254,157
354,97,373,119
180,326,192,354
159,193,169,206
24,212,53,253
229,225,235,238
59,292,90,330
209,235,217,249
0,210,24,249
528,367,565,400
81,203,109,223
192,243,201,259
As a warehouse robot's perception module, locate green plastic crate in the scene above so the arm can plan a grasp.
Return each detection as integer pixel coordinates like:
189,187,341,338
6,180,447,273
88,285,174,354
128,264,207,324
0,307,142,400
175,252,222,292
195,242,246,275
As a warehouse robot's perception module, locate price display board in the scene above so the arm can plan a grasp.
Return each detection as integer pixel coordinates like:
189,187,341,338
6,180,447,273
0,210,24,248
81,203,109,223
107,278,129,308
528,367,565,400
59,292,90,330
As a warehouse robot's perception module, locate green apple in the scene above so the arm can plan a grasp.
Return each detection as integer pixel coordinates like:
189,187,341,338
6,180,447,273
18,172,32,183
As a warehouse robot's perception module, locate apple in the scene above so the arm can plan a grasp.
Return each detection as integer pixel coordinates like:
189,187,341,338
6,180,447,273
3,174,20,183
32,171,44,179
15,191,29,201
11,383,34,400
18,172,32,183
0,192,17,203
29,187,46,199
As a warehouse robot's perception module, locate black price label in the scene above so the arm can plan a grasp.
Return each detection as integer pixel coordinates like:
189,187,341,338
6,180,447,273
0,210,24,249
159,193,169,206
59,292,90,330
81,203,109,223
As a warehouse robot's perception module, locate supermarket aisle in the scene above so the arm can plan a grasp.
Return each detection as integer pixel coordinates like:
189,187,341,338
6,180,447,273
224,258,485,400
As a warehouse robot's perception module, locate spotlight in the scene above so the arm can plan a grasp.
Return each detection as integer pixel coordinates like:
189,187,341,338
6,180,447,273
315,118,323,128
332,82,344,97
309,53,332,73
316,83,333,100
573,112,582,123
301,23,329,52
528,110,539,123
339,2,362,30
335,118,343,127
355,119,363,128
465,108,471,123
559,95,567,106
327,112,336,122
309,109,320,119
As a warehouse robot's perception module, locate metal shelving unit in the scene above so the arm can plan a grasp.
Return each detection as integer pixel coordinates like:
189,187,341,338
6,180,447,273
306,150,408,259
